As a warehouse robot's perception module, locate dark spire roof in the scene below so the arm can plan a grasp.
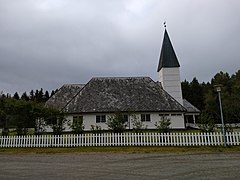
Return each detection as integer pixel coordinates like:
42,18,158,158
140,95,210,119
157,29,180,72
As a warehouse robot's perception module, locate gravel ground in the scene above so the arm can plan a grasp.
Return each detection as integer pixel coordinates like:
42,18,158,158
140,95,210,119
0,152,240,180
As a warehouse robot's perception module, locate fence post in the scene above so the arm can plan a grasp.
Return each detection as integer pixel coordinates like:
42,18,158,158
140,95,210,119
236,132,240,146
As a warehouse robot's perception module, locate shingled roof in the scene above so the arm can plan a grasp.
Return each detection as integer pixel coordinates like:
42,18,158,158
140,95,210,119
64,77,186,113
45,84,84,110
183,99,200,113
157,29,180,72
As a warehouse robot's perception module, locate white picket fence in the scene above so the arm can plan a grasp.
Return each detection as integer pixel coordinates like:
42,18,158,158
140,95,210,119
0,132,240,148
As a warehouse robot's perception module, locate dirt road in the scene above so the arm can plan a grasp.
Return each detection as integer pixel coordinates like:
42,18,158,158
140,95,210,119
0,152,239,179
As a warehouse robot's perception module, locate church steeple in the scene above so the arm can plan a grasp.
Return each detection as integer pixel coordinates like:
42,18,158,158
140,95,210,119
157,29,180,72
157,27,183,105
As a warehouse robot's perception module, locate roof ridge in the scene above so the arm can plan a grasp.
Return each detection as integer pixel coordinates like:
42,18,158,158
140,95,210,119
63,83,85,86
91,76,151,79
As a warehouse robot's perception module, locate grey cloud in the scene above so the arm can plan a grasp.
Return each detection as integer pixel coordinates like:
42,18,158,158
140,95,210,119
0,0,240,95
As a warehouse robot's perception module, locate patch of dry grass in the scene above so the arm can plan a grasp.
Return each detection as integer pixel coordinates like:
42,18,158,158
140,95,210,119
0,146,240,154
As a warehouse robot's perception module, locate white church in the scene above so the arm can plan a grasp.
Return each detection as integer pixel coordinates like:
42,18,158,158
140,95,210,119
46,28,200,131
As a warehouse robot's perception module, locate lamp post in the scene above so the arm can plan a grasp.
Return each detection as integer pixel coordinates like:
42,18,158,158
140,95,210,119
215,85,226,147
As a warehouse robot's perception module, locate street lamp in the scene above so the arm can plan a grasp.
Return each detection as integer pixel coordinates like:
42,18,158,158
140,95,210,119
214,85,226,147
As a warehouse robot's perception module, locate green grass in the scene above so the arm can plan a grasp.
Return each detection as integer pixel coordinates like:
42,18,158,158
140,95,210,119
0,146,240,154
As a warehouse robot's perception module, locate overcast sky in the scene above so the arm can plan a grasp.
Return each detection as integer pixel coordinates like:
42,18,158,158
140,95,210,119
0,0,240,95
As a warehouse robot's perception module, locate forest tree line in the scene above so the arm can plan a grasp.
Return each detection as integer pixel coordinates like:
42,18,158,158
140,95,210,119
0,88,62,135
182,70,240,124
0,70,240,135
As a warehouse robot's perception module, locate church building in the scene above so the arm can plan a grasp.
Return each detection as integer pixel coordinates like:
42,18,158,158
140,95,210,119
46,28,200,131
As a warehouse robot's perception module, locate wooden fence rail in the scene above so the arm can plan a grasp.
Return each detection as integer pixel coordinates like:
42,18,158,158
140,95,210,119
0,132,240,148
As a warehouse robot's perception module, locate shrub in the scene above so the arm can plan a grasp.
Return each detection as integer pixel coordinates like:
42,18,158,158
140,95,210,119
131,114,145,132
155,116,171,133
90,125,102,133
106,112,127,133
71,116,84,134
198,112,215,132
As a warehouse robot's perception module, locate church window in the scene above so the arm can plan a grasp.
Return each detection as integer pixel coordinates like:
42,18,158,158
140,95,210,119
141,114,151,122
96,115,106,123
123,115,128,122
73,116,83,126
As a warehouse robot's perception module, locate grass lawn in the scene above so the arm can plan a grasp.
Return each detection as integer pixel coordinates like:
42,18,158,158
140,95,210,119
1,146,240,154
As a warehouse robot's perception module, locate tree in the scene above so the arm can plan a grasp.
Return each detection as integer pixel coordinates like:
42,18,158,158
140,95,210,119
21,92,29,101
190,77,204,110
13,100,35,135
181,79,191,101
0,91,69,135
52,115,66,135
197,111,215,132
13,92,20,100
182,78,204,110
50,89,58,98
1,98,46,135
35,88,44,102
31,103,48,135
35,118,46,135
131,114,145,132
71,116,84,134
106,112,127,133
45,108,67,135
0,109,8,136
223,93,240,123
44,91,50,101
155,116,171,133
211,71,231,93
29,90,35,101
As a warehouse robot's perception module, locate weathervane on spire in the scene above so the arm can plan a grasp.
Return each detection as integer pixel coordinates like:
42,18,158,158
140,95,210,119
164,21,166,28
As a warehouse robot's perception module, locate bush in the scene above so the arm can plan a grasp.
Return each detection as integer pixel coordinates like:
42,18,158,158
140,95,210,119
155,116,171,133
2,128,9,136
198,112,215,132
90,125,102,133
106,112,127,133
131,114,146,132
71,117,84,134
47,110,67,135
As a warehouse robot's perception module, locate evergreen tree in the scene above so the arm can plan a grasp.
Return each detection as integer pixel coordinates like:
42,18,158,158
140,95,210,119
182,78,204,110
21,92,29,101
44,90,50,102
35,90,39,101
181,80,191,101
13,92,20,100
1,94,6,98
50,90,55,97
190,77,204,110
29,90,34,101
35,88,44,102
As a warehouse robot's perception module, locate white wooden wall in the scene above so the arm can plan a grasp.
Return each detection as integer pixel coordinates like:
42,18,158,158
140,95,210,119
65,112,185,131
158,67,183,105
